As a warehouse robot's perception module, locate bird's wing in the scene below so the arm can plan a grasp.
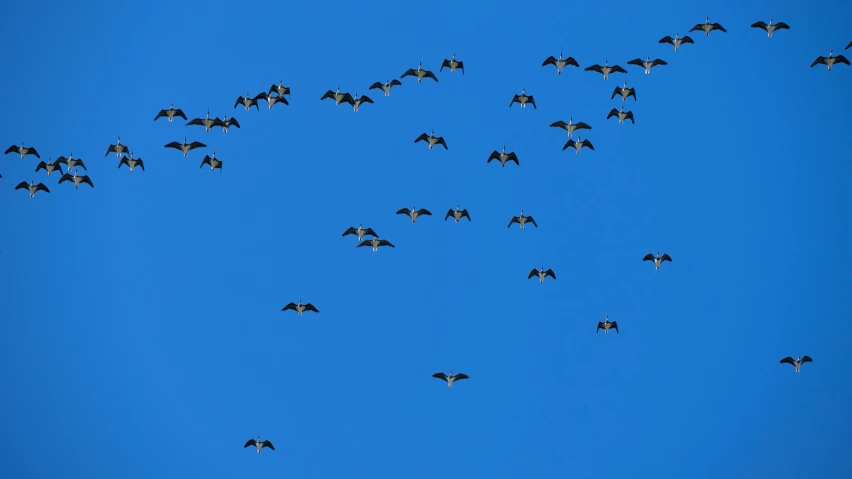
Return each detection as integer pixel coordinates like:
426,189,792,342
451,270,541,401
4,145,17,154
542,56,557,66
550,120,568,129
390,79,402,86
200,156,211,168
189,141,206,149
444,209,453,220
441,59,451,70
80,176,94,187
276,96,290,105
360,95,374,104
369,82,383,90
508,217,519,226
342,227,357,236
661,254,672,262
596,322,603,332
14,181,28,190
611,65,627,73
652,59,668,66
35,161,47,172
364,228,378,237
418,209,432,216
565,57,579,66
607,109,618,119
395,208,411,215
424,71,438,82
356,240,370,248
528,268,539,279
626,112,635,123
437,138,448,149
562,140,575,151
379,239,395,248
546,269,556,279
253,92,268,101
610,86,621,99
628,89,636,101
509,95,519,106
627,58,644,66
487,150,500,161
58,173,71,184
529,96,537,108
401,69,416,78
164,141,181,149
801,356,812,363
575,121,591,129
835,55,851,65
414,133,428,143
612,321,619,333
281,302,297,311
304,304,319,313
507,153,519,162
137,160,145,171
244,439,257,448
779,357,795,365
320,90,334,100
643,253,655,261
775,22,790,30
713,24,727,32
583,140,594,150
228,118,240,128
35,183,49,193
432,372,448,381
528,216,537,226
585,64,603,73
262,440,274,450
682,36,695,44
105,145,116,156
154,110,167,120
233,96,244,108
689,24,702,32
811,57,827,67
846,40,851,50
454,373,469,380
174,109,187,119
750,21,767,29
29,147,40,158
211,118,224,126
461,210,470,220
186,118,204,126
659,36,674,44
119,157,129,168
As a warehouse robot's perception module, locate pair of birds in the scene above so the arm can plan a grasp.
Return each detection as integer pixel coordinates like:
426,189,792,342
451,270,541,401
394,205,472,222
234,88,291,111
15,173,93,195
341,223,394,251
158,105,244,131
320,88,375,112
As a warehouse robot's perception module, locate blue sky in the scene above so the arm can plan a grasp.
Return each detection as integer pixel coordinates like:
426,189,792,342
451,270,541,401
1,0,851,477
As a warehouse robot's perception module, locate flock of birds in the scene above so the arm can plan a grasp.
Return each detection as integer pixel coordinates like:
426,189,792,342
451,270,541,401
6,15,844,455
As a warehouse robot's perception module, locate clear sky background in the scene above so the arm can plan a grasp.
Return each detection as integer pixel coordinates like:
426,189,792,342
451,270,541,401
1,0,851,477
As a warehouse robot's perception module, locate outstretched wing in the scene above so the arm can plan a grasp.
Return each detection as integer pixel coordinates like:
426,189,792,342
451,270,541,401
401,68,416,78
244,439,257,448
507,216,519,227
550,120,568,130
625,111,635,123
750,21,768,30
58,173,72,184
417,208,432,216
369,82,383,90
4,145,18,155
441,59,451,71
453,373,470,381
342,227,357,237
801,356,813,363
233,96,245,108
658,36,674,44
80,175,94,188
35,161,47,172
164,141,182,150
154,109,167,120
378,239,395,248
424,71,438,82
585,64,603,73
834,55,851,66
562,140,576,151
642,253,655,261
507,152,519,164
189,141,206,149
359,95,374,104
779,357,795,366
611,321,619,333
227,117,241,128
105,144,116,157
810,56,827,67
363,228,378,237
527,216,537,227
607,108,619,119
14,181,28,190
186,118,205,126
118,157,129,168
200,156,211,168
35,183,50,193
304,303,319,313
262,440,275,450
681,36,695,44
436,138,448,149
542,56,557,67
545,269,556,279
173,109,187,120
774,22,790,30
320,90,335,100
390,79,402,86
564,57,579,66
689,24,703,32
661,254,672,262
395,208,411,215
281,302,297,312
582,139,594,150
528,268,539,279
509,95,519,106
610,65,628,73
432,372,448,382
575,121,591,130
487,150,500,161
652,59,668,67
712,23,727,32
627,58,644,67
414,133,429,144
444,209,454,221
460,210,470,221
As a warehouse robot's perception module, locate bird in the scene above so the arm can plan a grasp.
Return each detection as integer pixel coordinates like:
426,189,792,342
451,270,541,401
440,52,464,74
414,130,448,150
627,56,668,74
401,61,438,82
542,50,579,74
58,169,94,189
320,86,354,105
612,81,637,101
342,223,378,241
658,33,694,52
15,180,50,197
432,370,469,388
258,92,289,109
5,142,40,159
165,138,206,156
105,136,130,157
213,115,240,133
234,92,263,111
508,210,537,228
509,88,536,108
154,103,187,122
751,18,790,37
396,206,431,223
445,204,471,222
810,50,850,70
269,80,291,97
689,17,727,36
596,315,619,334
563,137,594,154
200,151,223,172
357,238,395,251
244,436,274,454
369,78,402,96
55,154,86,171
585,59,627,80
607,106,635,124
780,356,812,373
528,266,556,283
35,158,63,176
643,251,672,270
550,117,591,138
281,300,319,316
487,145,519,167
118,152,144,172
347,93,374,112
186,110,218,132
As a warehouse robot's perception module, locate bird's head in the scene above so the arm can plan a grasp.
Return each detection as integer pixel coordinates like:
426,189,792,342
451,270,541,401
520,209,524,215
449,370,453,376
212,149,216,158
419,61,423,69
502,143,506,152
184,137,187,143
829,49,833,57
452,52,456,60
117,135,121,143
604,58,608,65
521,87,525,94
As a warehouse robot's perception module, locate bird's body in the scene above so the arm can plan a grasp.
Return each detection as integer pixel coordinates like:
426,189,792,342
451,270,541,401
542,51,579,74
154,104,187,122
563,138,594,154
690,17,726,36
597,315,619,334
509,88,536,108
55,154,86,172
348,93,374,112
487,145,519,167
200,151,223,172
612,81,637,101
35,158,63,176
282,300,319,316
15,180,49,197
165,138,206,156
585,60,627,80
643,252,672,270
244,436,274,454
186,111,217,132
414,131,448,150
508,210,537,228
214,115,240,133
751,18,790,37
550,117,591,138
105,137,130,157
269,80,291,98
441,53,464,74
58,169,94,189
659,33,694,52
607,106,635,124
342,223,378,241
628,56,668,74
5,142,40,159
357,238,395,251
432,370,469,388
401,62,438,82
369,79,402,96
810,50,850,70
118,153,144,172
528,266,556,283
445,204,471,222
397,206,431,223
234,92,262,111
320,87,354,105
780,355,812,373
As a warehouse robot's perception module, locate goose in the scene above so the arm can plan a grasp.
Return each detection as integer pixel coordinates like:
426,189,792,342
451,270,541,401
509,88,536,108
342,223,378,241
257,91,289,108
414,130,448,150
643,251,672,270
440,52,464,74
658,33,694,52
508,210,537,228
445,204,471,222
487,145,519,167
563,137,594,154
213,115,240,133
244,436,274,454
153,103,187,121
627,56,668,74
320,86,354,105
432,370,469,388
750,18,790,37
269,80,291,97
689,17,727,36
15,180,50,197
401,61,438,82
369,78,402,96
200,151,223,172
596,315,618,334
780,355,812,373
347,93,374,112
35,158,63,176
550,117,591,138
528,266,556,283
5,142,40,159
611,81,637,101
281,299,319,315
165,138,206,156
357,237,395,251
607,106,635,124
234,92,262,111
542,50,579,74
105,136,130,157
58,169,94,189
118,152,145,172
55,154,86,171
396,206,431,223
186,110,218,132
584,59,627,80
810,50,850,70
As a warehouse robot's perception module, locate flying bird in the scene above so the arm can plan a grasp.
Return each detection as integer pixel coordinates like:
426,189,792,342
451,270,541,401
213,115,240,133
659,33,694,52
15,180,50,197
607,106,635,124
414,130,448,150
432,370,469,388
165,138,206,156
269,80,291,97
550,117,591,138
5,142,40,159
186,111,218,132
154,103,187,122
627,56,668,74
487,145,519,167
440,53,464,74
563,138,594,154
690,17,727,36
810,50,850,70
643,251,672,270
401,62,438,82
528,266,556,283
542,50,579,74
342,224,378,241
347,93,374,112
105,136,130,157
445,204,471,222
585,60,627,80
612,81,637,101
244,436,274,454
234,92,263,110
58,169,94,189
35,158,63,176
369,78,402,96
118,152,144,172
200,151,223,172
751,18,790,37
509,88,536,108
508,210,537,228
282,300,319,316
357,238,395,251
597,315,619,334
396,206,431,223
258,92,288,109
779,356,812,373
320,86,354,105
55,154,86,171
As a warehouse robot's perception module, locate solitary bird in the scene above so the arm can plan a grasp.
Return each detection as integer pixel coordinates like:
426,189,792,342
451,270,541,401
55,154,86,171
200,151,223,172
154,103,187,121
509,88,536,108
320,86,354,105
357,237,395,251
627,56,668,74
5,142,40,159
342,223,378,241
690,17,727,36
414,130,448,150
597,315,619,334
780,356,812,373
105,136,130,157
347,93,374,112
542,50,579,74
659,33,694,52
186,110,218,132
612,81,637,101
401,61,438,82
550,117,591,138
234,92,262,110
751,18,790,37
213,115,240,133
440,53,464,74
282,300,319,316
585,59,627,80
258,92,288,109
244,436,274,454
432,370,469,388
445,204,471,222
165,138,206,156
607,106,635,124
528,266,556,283
369,78,402,96
15,180,50,197
118,152,145,172
396,206,431,223
58,169,94,189
508,210,537,228
487,145,519,167
643,251,672,270
563,138,594,154
810,50,850,70
35,158,63,176
269,80,291,97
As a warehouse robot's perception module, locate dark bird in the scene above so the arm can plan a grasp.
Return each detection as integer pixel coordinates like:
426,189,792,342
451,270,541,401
751,18,790,37
585,59,627,80
563,137,594,154
357,238,395,251
440,52,464,74
611,81,637,101
643,251,672,270
244,436,274,454
528,266,556,283
659,33,694,52
810,50,850,70
58,169,94,189
414,130,448,150
780,356,812,373
627,56,668,74
15,180,49,197
118,152,144,172
597,315,619,334
200,151,223,172
347,93,374,112
508,210,537,228
269,80,291,97
401,61,438,82
282,300,319,316
320,86,354,105
154,103,187,122
396,206,431,223
509,88,536,108
5,142,40,159
550,117,591,138
186,110,218,132
258,91,289,109
55,154,86,171
607,106,635,124
445,204,471,222
342,223,378,241
35,158,63,176
105,136,130,157
432,370,469,388
487,145,519,167
234,92,263,111
369,78,402,96
542,50,579,74
165,138,206,156
690,17,727,36
213,115,240,133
